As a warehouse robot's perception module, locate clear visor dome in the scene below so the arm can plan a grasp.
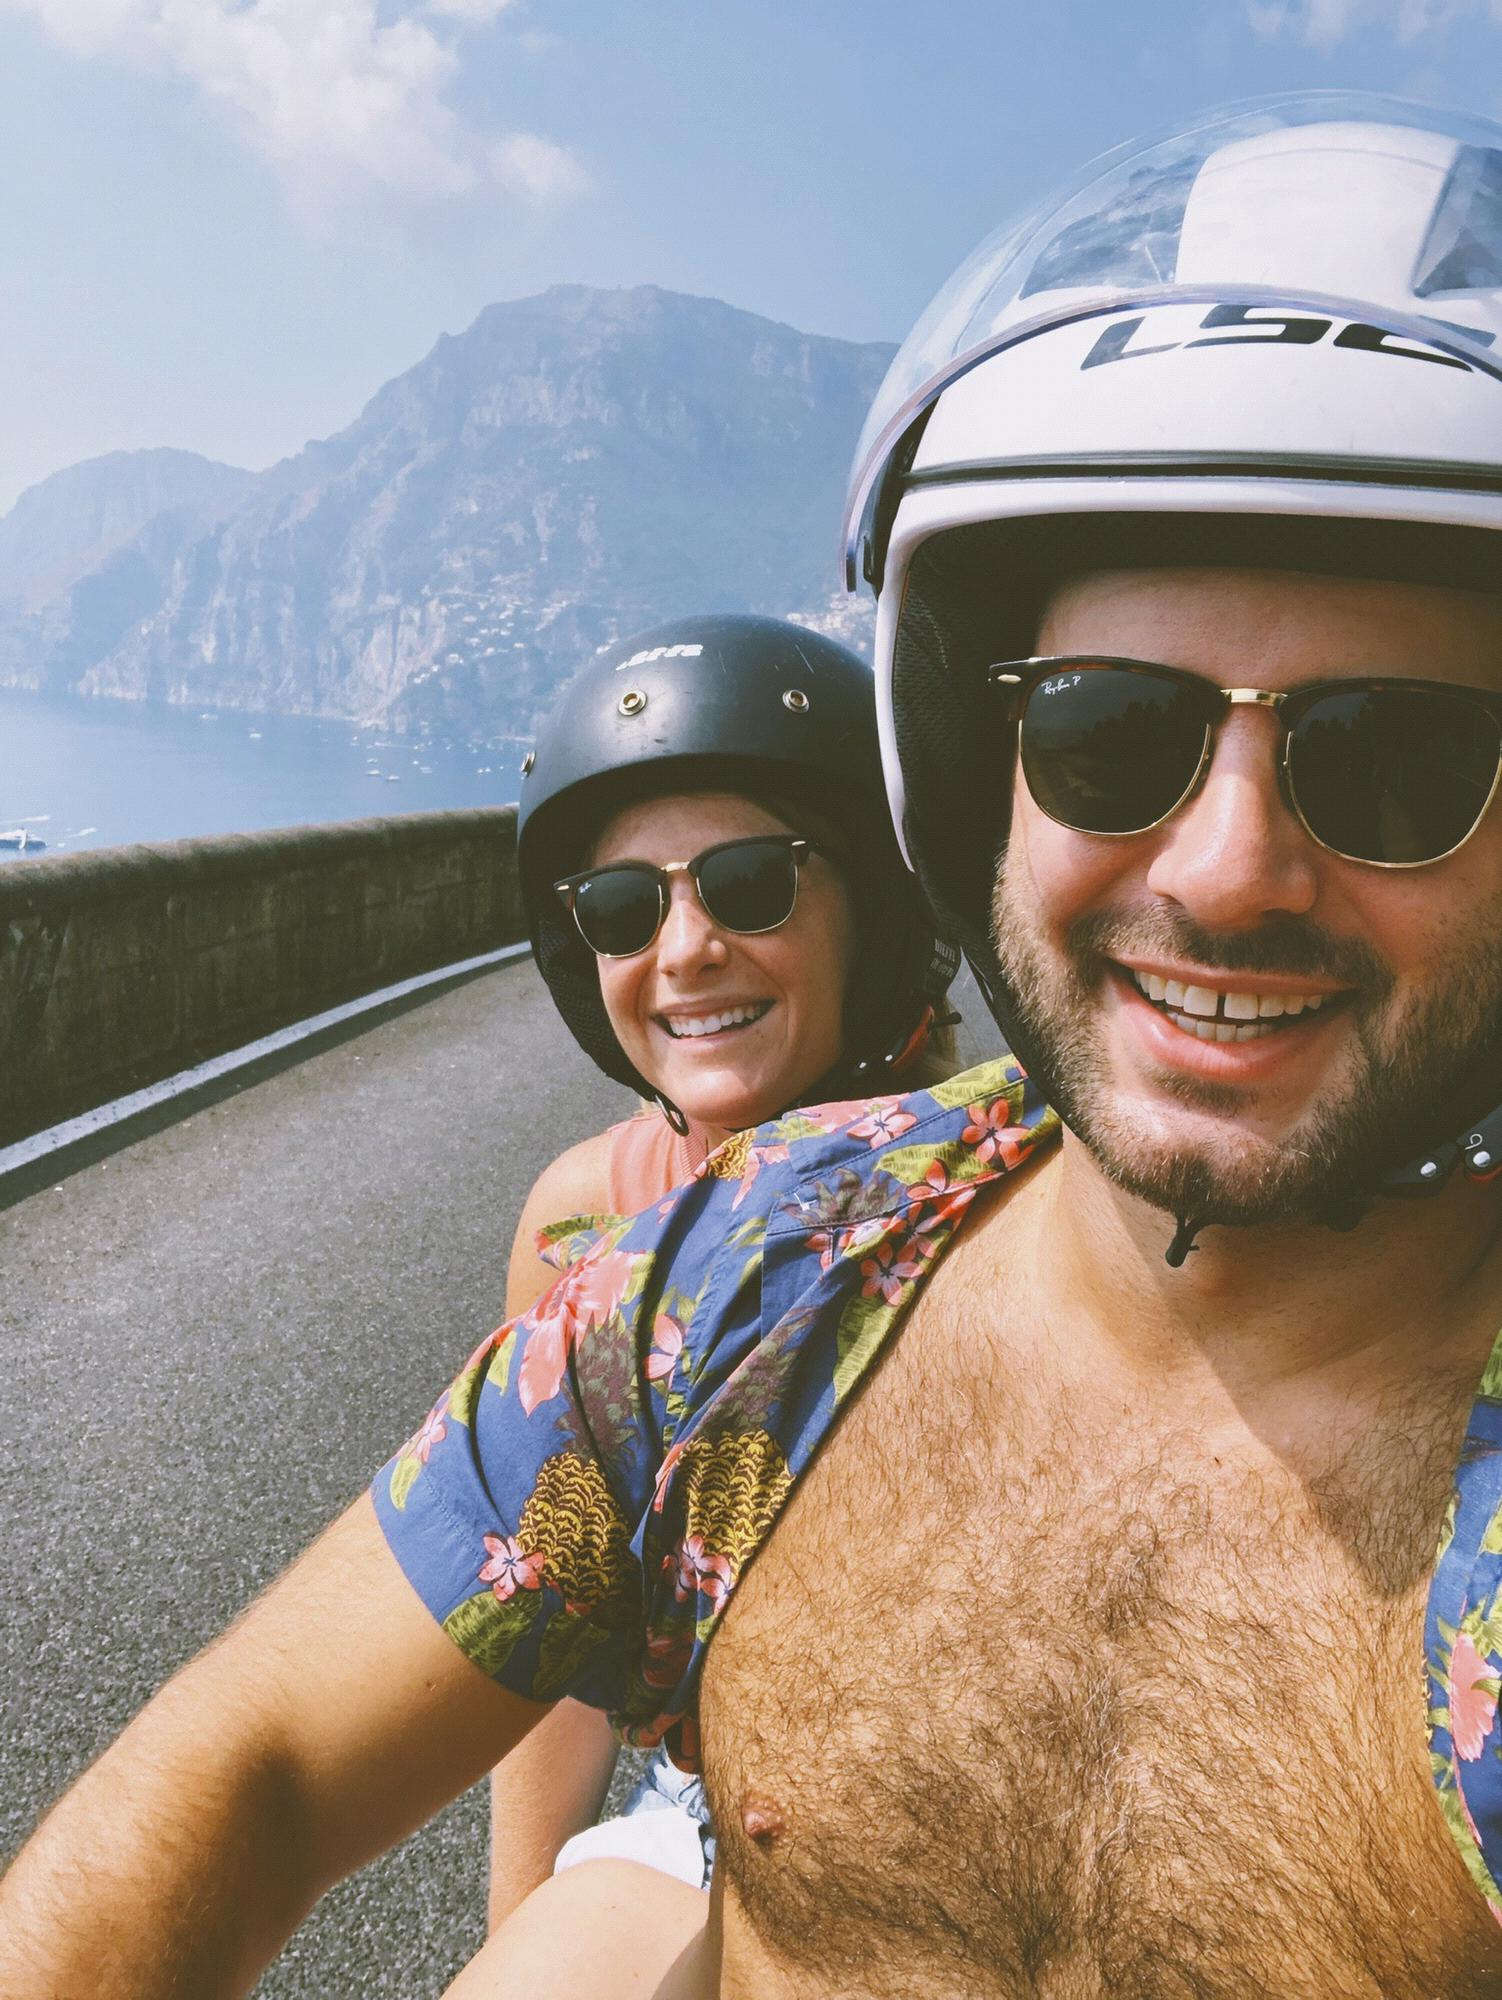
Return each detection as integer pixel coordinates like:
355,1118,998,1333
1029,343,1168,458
844,91,1502,587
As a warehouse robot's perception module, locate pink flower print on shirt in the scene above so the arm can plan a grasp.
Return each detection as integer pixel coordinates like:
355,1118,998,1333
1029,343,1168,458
730,1141,791,1211
848,1098,920,1148
646,1313,686,1384
807,1210,891,1273
411,1398,448,1464
961,1100,1032,1168
805,1227,838,1273
517,1247,639,1415
666,1532,733,1606
478,1533,545,1602
906,1158,956,1205
903,1163,979,1250
845,1215,893,1257
1451,1629,1501,1761
859,1233,926,1304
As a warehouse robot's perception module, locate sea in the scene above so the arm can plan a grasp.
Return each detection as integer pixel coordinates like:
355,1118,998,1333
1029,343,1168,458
0,687,528,865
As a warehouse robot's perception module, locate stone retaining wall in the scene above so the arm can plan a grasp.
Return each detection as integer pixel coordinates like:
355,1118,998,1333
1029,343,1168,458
0,808,523,1146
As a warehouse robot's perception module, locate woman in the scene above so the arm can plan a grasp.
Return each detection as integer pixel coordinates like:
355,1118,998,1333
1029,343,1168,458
467,613,957,1988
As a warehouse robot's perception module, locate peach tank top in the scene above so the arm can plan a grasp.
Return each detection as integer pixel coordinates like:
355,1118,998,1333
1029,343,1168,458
606,1109,718,1212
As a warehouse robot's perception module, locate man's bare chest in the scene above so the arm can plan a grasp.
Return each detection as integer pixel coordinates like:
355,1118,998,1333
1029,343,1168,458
698,1266,1502,1998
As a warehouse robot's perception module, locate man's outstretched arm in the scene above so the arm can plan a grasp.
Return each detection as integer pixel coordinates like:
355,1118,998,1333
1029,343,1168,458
0,1492,546,1999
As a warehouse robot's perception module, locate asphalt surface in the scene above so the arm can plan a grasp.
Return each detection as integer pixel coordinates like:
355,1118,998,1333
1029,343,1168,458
1,955,1002,1997
0,955,634,1998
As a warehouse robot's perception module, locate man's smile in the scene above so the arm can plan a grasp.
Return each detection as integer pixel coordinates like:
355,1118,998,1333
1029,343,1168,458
1120,963,1350,1044
1102,958,1359,1087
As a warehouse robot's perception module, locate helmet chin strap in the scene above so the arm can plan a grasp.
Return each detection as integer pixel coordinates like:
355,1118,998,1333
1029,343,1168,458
1162,1099,1502,1268
653,1090,690,1137
1375,1097,1502,1199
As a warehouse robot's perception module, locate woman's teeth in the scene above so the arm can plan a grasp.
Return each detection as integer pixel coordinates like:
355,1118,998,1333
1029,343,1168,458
662,1002,771,1040
1130,969,1331,1044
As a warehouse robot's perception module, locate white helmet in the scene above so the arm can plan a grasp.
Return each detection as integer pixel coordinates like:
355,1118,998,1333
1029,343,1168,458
850,91,1502,1209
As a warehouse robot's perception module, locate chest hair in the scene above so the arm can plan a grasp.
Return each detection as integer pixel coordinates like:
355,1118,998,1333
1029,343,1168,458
699,1237,1502,1999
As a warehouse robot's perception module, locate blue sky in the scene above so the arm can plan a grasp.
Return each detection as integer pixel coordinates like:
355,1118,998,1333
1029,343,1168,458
0,0,1499,512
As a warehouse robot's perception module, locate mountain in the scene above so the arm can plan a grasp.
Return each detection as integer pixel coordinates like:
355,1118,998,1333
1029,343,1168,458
0,449,252,615
0,288,893,740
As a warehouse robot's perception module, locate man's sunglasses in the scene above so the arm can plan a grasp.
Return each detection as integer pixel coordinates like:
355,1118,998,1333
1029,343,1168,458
990,656,1502,869
555,834,830,958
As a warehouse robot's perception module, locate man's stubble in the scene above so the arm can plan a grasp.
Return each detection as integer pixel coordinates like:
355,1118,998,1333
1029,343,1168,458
991,851,1502,1229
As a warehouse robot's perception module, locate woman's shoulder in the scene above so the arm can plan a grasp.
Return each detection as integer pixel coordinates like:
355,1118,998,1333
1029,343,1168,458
505,1129,621,1318
518,1128,619,1232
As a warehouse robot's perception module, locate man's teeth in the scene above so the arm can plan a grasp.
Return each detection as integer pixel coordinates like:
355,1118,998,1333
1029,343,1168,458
1131,970,1330,1043
663,1003,771,1040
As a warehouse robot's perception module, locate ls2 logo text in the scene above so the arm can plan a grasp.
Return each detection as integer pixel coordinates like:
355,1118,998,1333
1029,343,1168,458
1082,302,1489,374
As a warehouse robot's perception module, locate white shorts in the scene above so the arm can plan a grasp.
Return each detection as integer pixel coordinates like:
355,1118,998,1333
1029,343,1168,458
553,1751,715,1891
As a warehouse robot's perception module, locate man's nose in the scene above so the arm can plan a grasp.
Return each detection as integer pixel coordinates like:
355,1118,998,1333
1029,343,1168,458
1143,711,1319,927
654,875,729,974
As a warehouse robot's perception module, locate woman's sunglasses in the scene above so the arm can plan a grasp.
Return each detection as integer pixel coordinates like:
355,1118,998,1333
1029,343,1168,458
555,834,829,958
990,656,1502,869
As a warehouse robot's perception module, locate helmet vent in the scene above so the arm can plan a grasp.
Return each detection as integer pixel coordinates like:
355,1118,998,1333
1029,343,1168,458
1018,153,1198,301
782,688,810,713
1413,144,1502,299
617,688,648,716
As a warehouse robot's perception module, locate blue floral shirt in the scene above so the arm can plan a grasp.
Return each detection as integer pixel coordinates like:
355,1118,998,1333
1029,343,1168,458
373,1053,1502,1923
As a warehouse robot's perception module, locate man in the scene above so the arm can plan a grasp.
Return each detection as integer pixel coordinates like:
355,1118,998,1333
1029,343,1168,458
7,94,1502,1998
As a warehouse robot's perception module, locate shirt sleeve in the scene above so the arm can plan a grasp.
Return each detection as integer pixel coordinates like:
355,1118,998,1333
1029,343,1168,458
372,1214,667,1713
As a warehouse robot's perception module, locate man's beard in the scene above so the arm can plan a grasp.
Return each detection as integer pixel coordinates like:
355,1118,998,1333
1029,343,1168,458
992,857,1502,1231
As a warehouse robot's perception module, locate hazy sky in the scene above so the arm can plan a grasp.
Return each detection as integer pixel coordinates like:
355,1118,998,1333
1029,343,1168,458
1,0,1499,512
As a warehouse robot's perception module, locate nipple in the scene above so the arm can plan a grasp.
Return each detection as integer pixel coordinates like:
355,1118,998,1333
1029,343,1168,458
741,1793,790,1846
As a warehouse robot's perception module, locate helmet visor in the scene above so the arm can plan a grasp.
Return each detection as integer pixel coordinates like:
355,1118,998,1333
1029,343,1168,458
845,91,1502,587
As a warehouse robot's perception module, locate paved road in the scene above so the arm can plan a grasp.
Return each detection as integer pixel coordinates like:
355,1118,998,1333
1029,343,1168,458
1,955,1001,1996
0,956,634,1998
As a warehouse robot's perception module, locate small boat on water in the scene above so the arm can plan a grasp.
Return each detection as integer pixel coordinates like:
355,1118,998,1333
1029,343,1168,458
0,828,46,851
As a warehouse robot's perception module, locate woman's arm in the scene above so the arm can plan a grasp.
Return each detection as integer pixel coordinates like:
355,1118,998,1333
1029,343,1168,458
486,1700,621,1927
487,1130,623,1925
502,1130,617,1319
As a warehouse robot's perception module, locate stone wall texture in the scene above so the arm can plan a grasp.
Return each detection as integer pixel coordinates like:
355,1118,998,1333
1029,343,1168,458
0,808,523,1146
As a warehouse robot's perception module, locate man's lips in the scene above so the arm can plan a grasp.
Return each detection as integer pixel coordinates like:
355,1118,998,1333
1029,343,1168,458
1115,959,1351,1044
1104,960,1356,1082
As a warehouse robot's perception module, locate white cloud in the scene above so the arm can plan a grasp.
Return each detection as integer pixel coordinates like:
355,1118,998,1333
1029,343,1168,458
491,129,588,199
0,0,587,204
1245,0,1501,43
425,0,518,20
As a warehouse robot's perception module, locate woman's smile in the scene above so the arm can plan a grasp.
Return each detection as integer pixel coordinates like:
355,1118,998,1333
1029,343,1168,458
654,1000,775,1043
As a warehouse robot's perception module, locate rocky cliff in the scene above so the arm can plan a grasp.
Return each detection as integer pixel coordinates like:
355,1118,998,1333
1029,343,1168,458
0,288,892,740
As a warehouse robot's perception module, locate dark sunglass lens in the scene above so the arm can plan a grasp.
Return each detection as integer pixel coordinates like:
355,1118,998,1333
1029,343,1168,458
571,867,663,955
697,839,800,932
1289,687,1501,865
1020,667,1212,835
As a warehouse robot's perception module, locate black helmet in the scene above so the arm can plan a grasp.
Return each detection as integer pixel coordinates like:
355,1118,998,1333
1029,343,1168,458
517,612,956,1105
